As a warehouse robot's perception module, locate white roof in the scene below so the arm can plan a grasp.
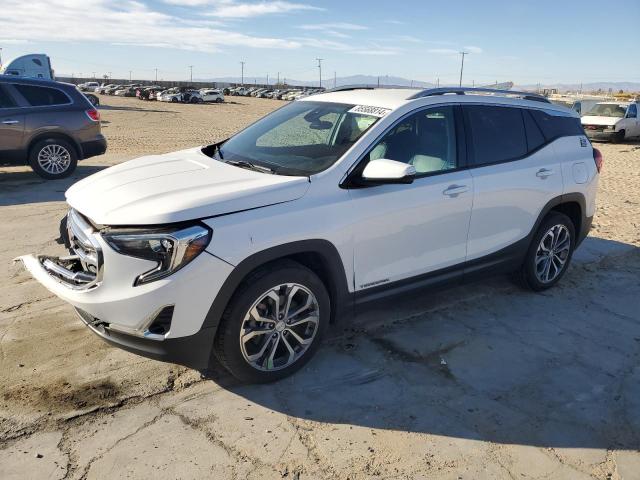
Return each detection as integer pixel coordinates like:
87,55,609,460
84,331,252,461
301,88,418,110
300,87,575,115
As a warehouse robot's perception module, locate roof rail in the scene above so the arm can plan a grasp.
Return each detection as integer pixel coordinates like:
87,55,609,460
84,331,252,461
321,84,417,94
408,87,550,103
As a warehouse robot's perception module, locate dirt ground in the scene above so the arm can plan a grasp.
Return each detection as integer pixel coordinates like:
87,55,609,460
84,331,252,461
1,95,639,480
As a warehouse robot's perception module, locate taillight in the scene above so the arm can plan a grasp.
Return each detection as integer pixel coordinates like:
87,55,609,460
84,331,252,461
85,109,100,122
593,148,603,173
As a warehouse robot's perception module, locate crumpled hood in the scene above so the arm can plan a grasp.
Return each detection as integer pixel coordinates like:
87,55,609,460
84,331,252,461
66,147,310,225
581,116,620,127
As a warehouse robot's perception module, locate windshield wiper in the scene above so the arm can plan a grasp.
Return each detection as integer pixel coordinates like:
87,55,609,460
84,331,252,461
225,159,274,174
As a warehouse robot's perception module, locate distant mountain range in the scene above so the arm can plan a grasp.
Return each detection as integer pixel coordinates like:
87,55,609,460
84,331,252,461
202,75,640,93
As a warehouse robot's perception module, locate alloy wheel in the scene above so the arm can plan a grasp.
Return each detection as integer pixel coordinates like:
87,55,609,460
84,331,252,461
37,144,72,175
535,224,571,283
239,283,319,371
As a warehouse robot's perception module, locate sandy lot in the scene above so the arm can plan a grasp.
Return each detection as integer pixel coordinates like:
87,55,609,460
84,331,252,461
1,95,639,479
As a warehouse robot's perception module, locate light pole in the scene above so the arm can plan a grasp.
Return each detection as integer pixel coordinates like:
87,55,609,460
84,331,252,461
458,51,468,87
240,61,245,85
189,65,193,83
0,47,3,67
155,68,158,82
129,70,132,81
316,58,323,88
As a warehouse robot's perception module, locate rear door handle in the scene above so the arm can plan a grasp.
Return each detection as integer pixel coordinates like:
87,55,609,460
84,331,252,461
1,120,20,125
443,185,469,197
536,168,554,178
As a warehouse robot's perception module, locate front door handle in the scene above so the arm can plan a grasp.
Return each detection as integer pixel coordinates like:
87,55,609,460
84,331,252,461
536,168,554,178
1,120,20,125
443,184,469,197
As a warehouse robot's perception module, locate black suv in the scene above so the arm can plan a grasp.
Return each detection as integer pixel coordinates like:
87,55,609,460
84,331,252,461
0,76,107,179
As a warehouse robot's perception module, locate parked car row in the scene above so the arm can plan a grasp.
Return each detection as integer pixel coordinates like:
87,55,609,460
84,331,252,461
89,83,225,104
227,86,323,101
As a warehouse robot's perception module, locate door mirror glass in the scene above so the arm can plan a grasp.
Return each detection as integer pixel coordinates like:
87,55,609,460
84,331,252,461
361,158,416,184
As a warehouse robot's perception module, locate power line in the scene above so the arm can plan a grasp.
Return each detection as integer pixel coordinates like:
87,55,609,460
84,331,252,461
458,51,469,87
316,58,323,88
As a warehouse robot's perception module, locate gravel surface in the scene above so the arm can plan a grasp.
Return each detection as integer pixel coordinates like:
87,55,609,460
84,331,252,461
1,95,639,479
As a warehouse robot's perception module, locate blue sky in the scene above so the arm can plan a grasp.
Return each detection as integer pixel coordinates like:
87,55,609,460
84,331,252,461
1,0,638,85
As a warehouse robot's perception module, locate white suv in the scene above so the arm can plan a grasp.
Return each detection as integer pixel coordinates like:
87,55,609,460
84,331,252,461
20,87,601,383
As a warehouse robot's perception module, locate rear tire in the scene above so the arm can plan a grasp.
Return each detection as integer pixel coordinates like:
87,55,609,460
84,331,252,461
216,97,223,103
214,260,330,383
28,138,78,180
518,212,575,291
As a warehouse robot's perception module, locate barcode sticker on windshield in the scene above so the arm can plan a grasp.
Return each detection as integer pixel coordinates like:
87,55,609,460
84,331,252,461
348,105,392,117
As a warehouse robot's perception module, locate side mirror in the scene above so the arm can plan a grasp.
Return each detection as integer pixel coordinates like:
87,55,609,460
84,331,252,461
361,158,416,185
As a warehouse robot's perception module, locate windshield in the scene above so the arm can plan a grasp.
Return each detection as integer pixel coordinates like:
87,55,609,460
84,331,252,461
586,104,627,118
217,101,381,175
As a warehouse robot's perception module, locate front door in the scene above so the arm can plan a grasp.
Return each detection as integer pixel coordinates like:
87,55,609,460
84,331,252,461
349,105,473,291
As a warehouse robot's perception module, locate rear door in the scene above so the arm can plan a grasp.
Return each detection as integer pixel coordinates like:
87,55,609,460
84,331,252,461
0,84,25,159
463,105,564,262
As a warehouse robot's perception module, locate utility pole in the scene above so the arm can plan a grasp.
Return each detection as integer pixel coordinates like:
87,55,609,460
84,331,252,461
316,58,323,88
0,47,3,67
277,72,280,85
266,73,269,85
377,76,380,87
240,61,245,85
155,68,158,82
436,77,440,88
129,70,132,81
108,72,112,80
188,65,193,83
458,51,468,87
92,72,96,79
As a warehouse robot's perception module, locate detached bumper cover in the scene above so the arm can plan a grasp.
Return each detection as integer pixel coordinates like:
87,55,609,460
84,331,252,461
75,307,216,370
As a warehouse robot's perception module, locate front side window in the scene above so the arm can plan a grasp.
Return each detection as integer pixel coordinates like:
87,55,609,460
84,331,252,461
364,105,458,175
627,104,637,118
465,105,527,166
218,101,380,175
13,84,70,107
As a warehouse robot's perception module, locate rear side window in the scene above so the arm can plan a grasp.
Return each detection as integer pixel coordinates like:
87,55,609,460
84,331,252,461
465,105,527,166
529,109,583,140
13,84,70,107
523,110,546,152
0,86,17,108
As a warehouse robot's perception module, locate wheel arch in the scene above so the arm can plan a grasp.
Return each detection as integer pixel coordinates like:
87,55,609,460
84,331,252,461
201,240,352,332
535,192,588,246
27,131,82,161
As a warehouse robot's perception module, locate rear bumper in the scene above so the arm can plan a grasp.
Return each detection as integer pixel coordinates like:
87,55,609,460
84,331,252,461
80,135,107,159
577,215,593,246
75,308,216,370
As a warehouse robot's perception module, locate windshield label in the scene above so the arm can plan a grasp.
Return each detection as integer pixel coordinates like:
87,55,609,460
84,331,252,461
348,105,392,117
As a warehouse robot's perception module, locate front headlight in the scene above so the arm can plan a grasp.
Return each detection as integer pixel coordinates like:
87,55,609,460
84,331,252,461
103,224,211,286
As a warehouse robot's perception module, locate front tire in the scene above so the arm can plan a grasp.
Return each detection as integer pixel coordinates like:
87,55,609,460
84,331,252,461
214,261,330,383
612,130,625,143
28,138,78,179
518,212,575,291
